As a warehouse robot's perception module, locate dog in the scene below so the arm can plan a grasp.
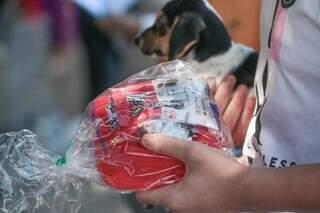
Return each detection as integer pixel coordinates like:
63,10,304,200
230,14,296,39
134,0,258,87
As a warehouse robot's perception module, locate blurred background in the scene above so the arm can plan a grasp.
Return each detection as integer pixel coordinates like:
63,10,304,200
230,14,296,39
0,0,260,212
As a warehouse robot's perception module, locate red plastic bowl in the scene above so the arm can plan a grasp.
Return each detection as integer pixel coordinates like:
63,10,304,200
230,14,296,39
90,81,222,192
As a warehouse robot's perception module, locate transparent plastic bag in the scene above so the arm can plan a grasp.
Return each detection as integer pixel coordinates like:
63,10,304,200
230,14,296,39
0,60,234,213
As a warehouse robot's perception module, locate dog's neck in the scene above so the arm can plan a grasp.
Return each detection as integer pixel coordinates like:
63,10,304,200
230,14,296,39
186,42,254,81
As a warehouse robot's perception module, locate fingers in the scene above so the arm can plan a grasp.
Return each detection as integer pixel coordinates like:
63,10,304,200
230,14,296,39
232,96,256,147
214,75,237,113
141,134,194,163
212,75,256,147
223,85,249,132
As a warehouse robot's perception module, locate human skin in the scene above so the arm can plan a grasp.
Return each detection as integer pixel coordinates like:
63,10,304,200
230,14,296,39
135,76,320,212
209,75,256,147
136,134,320,212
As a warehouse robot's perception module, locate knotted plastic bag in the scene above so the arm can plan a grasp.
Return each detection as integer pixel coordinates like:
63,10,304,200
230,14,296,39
0,60,234,213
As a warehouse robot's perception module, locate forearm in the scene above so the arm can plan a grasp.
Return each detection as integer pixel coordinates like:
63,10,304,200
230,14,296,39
235,164,320,211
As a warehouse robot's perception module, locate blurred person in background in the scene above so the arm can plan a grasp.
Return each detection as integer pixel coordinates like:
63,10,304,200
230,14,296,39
0,0,85,153
73,0,157,99
0,0,51,132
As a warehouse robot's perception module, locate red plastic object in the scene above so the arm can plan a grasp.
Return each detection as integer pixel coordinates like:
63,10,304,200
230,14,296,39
90,80,223,192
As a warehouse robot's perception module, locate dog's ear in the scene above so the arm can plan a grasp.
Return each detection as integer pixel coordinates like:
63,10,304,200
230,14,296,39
169,12,206,60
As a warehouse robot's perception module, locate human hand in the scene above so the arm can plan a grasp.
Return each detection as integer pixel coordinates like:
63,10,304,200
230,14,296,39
210,75,256,148
136,134,247,212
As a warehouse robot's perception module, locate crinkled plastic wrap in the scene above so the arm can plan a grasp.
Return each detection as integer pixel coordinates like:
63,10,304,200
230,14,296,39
0,60,233,213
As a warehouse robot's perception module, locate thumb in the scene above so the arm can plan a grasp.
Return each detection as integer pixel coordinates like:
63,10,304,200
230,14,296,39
141,134,193,163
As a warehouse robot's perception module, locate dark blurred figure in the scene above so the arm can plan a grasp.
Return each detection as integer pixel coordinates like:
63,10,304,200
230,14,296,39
78,9,121,99
74,0,142,99
0,0,5,10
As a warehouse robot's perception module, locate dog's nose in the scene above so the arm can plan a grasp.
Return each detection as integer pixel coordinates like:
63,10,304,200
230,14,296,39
134,36,141,46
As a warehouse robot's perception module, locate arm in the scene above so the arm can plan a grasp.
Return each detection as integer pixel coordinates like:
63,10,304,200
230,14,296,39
239,164,320,211
136,135,320,212
135,76,320,211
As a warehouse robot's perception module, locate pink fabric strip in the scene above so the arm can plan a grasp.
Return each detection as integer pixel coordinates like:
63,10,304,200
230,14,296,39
270,4,288,63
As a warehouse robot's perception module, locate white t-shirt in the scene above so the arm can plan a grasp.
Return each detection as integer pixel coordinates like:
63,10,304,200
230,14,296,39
243,0,320,168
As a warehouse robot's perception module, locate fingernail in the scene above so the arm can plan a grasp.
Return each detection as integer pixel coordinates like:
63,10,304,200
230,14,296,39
237,85,248,93
224,75,236,86
226,75,236,82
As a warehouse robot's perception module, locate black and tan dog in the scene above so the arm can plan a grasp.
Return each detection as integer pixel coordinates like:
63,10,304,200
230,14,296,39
135,0,258,87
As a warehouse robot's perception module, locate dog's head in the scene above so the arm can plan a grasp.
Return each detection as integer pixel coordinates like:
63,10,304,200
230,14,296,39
135,0,231,62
